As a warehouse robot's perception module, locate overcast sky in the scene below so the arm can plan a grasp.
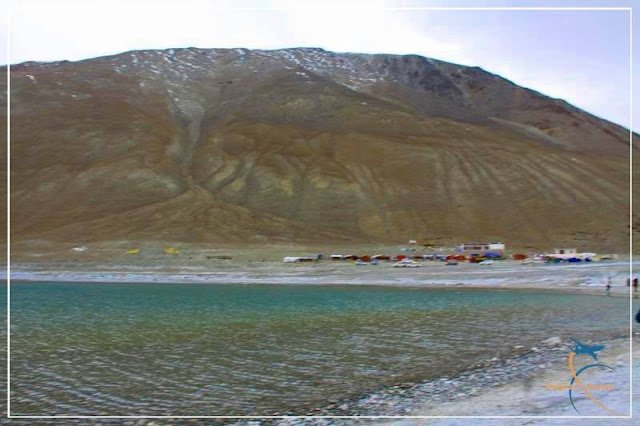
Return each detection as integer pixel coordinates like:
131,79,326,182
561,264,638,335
2,0,637,131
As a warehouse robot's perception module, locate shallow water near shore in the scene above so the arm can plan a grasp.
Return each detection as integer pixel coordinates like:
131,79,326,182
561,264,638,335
7,281,630,416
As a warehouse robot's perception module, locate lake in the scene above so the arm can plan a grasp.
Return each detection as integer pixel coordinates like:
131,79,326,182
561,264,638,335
5,281,630,416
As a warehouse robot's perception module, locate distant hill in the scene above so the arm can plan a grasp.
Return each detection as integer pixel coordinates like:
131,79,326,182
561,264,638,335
2,47,638,251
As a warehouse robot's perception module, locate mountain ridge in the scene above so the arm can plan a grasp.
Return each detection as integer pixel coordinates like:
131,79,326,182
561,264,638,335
3,47,638,251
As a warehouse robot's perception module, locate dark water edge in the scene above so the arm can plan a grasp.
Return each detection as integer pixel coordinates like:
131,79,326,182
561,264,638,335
1,281,633,419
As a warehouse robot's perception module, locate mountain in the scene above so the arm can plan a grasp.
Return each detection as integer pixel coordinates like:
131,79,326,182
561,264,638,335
3,47,638,251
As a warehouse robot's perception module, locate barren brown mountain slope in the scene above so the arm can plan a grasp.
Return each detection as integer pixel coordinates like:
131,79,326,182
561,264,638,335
4,48,638,251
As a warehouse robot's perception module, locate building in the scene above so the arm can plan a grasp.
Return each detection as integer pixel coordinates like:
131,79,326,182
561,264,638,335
546,248,596,261
457,242,505,253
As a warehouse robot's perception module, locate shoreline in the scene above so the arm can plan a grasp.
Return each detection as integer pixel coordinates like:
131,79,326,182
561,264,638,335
308,333,637,420
7,275,632,298
6,259,635,297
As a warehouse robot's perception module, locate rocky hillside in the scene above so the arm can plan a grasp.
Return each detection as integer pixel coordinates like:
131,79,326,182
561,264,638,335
3,47,638,251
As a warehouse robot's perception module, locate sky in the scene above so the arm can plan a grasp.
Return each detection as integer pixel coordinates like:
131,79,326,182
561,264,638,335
1,0,637,131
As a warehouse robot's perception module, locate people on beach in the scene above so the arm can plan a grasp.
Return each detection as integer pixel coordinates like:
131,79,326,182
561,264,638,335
605,276,612,296
633,277,638,298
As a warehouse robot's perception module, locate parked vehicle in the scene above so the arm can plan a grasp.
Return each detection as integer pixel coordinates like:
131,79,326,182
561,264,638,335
393,259,421,268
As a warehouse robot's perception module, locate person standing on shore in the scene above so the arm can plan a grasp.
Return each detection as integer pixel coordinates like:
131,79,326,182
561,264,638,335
633,277,638,298
605,276,612,296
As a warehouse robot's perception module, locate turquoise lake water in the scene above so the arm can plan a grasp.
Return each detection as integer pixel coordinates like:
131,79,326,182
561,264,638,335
4,281,631,416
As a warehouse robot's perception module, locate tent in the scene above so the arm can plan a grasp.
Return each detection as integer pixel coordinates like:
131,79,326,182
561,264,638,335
372,255,391,261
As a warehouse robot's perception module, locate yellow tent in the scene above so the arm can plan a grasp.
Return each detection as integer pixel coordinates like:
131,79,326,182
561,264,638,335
127,248,140,255
165,247,179,255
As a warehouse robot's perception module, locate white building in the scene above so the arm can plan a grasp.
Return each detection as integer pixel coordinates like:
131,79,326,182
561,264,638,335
547,248,596,260
457,242,505,252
